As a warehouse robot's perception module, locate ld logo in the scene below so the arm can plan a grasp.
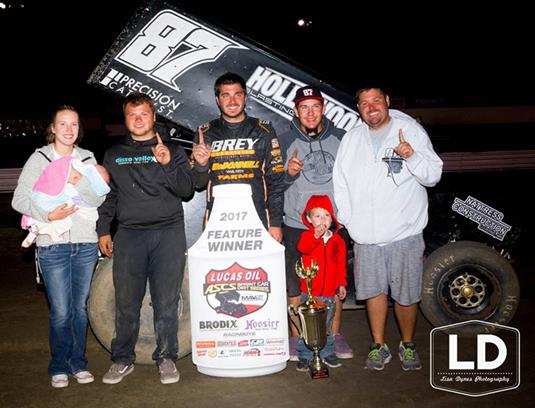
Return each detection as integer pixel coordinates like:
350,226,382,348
430,320,520,397
449,334,507,370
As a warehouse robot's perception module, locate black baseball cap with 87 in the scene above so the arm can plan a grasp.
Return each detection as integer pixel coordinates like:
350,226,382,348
293,85,324,105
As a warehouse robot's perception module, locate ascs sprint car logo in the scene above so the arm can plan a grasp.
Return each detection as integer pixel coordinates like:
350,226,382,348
430,320,520,397
203,262,271,318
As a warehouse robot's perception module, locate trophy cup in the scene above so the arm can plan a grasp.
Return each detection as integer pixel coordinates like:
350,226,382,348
288,258,330,379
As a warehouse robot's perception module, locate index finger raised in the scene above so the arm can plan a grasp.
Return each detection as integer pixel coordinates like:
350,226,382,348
399,128,406,144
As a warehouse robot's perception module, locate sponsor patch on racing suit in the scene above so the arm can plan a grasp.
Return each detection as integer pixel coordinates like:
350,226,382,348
194,116,284,228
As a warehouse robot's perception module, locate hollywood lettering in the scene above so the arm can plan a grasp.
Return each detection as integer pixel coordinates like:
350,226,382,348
204,263,271,317
246,66,359,131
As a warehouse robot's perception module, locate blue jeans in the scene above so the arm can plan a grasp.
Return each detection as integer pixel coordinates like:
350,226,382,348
111,227,186,365
297,294,335,361
38,243,98,376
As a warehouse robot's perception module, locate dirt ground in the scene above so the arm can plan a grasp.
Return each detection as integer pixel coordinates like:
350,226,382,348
0,195,533,408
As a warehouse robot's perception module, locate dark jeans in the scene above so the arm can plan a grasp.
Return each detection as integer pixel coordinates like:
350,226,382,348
38,243,98,376
111,226,186,365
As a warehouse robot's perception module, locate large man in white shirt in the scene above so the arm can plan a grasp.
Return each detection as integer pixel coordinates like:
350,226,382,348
333,87,442,371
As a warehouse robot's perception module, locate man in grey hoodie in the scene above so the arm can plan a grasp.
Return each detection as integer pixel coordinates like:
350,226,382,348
279,85,353,361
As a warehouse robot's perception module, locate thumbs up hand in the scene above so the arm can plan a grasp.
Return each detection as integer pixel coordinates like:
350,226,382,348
394,129,414,158
151,132,171,165
287,148,304,177
192,128,211,167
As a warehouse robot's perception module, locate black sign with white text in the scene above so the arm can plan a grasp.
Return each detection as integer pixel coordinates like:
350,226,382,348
88,1,358,133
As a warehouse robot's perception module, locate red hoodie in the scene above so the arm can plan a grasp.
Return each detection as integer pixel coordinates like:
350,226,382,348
297,195,347,297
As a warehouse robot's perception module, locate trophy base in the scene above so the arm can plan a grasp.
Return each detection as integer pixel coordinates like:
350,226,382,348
309,365,329,379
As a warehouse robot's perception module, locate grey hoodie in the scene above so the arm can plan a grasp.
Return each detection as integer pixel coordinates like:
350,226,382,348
279,116,344,229
12,144,106,247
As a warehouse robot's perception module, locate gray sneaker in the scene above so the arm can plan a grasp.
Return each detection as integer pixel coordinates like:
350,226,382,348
102,363,134,384
323,354,342,368
398,342,422,371
365,343,392,370
159,359,180,384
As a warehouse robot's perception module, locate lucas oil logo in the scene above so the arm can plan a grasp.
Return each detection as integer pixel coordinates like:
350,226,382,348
115,10,247,91
203,262,271,318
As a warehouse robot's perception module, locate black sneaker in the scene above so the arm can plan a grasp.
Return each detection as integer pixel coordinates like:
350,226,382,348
323,354,342,368
296,358,310,372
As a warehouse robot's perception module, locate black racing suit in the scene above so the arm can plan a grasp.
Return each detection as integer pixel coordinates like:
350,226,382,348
194,116,285,228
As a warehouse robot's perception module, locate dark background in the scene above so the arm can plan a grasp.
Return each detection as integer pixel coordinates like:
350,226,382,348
0,4,533,403
1,0,534,119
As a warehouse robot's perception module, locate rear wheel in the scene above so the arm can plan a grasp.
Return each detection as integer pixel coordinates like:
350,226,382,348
88,257,191,364
421,241,519,332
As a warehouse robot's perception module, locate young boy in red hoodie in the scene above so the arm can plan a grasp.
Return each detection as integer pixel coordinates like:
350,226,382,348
295,195,347,371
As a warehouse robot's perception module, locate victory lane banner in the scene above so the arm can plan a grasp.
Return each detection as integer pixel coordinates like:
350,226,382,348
87,0,359,134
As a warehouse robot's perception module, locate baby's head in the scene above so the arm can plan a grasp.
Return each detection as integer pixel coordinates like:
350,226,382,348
95,164,110,184
306,206,332,230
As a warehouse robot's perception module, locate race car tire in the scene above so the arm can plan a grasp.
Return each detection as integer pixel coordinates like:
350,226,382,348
421,241,519,332
88,257,191,364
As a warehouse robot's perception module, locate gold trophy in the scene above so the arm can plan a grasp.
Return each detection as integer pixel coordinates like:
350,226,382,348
288,258,329,379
